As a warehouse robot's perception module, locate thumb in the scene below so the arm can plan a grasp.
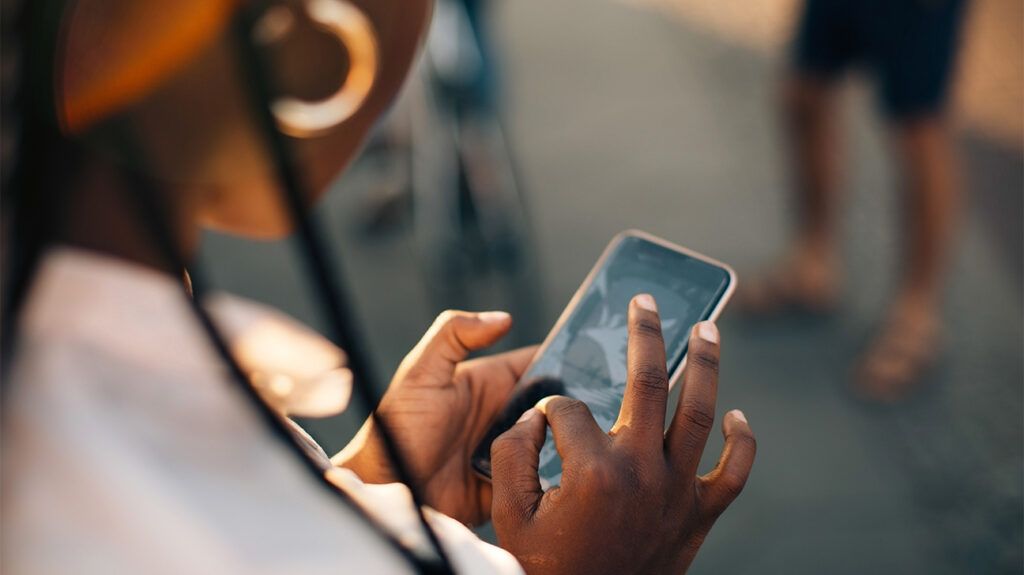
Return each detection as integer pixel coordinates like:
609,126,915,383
398,310,512,380
490,408,546,527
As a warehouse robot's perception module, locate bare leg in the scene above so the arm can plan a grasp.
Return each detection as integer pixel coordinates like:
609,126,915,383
893,117,959,310
738,73,842,313
857,116,959,400
787,74,842,262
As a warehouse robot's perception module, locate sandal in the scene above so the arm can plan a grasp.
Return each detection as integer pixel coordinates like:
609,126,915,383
854,307,943,403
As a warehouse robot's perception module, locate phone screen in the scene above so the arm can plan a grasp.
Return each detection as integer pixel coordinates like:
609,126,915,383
472,234,732,487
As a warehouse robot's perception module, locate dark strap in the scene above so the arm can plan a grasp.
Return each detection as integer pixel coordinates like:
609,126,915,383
115,144,445,573
229,3,455,572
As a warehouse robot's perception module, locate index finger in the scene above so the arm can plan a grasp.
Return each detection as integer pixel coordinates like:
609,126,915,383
536,395,608,463
610,294,669,445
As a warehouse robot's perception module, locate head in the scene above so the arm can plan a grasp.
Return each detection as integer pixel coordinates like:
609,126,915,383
57,0,432,239
3,7,448,561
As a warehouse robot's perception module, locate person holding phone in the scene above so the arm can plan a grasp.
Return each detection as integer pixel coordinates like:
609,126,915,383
1,0,755,573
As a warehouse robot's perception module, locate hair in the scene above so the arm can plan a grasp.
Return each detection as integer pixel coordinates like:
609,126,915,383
1,2,454,573
1,0,79,372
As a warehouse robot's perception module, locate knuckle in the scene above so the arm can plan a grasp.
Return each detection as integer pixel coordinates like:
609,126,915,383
436,309,460,326
433,310,471,355
680,401,715,432
689,349,720,374
630,365,667,398
551,398,590,420
491,432,512,454
733,430,758,454
399,356,434,383
577,458,605,483
492,430,528,452
718,471,749,500
631,317,663,340
630,460,663,493
578,460,617,493
491,432,527,462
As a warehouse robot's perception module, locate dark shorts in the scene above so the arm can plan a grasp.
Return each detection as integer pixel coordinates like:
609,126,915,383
792,0,968,119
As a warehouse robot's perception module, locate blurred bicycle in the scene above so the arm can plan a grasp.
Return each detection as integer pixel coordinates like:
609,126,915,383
351,0,542,345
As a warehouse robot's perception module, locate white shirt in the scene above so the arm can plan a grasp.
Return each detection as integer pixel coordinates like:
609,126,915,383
1,248,523,575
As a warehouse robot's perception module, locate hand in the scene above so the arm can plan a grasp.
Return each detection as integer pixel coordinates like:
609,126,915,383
490,295,756,574
334,310,535,525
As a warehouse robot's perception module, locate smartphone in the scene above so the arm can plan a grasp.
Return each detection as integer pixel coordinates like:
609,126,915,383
471,230,736,488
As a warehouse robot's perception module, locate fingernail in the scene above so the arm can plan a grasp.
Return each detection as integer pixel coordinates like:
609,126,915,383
697,321,719,344
517,408,538,424
635,294,657,312
478,311,511,324
729,409,747,424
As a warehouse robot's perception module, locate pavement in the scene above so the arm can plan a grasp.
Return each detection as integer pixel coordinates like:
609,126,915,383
201,0,1023,572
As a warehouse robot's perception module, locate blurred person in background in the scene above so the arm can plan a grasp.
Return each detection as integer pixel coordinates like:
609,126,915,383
738,0,968,401
0,0,756,573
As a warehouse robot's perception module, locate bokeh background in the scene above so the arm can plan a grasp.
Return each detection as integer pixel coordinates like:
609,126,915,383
201,0,1023,573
